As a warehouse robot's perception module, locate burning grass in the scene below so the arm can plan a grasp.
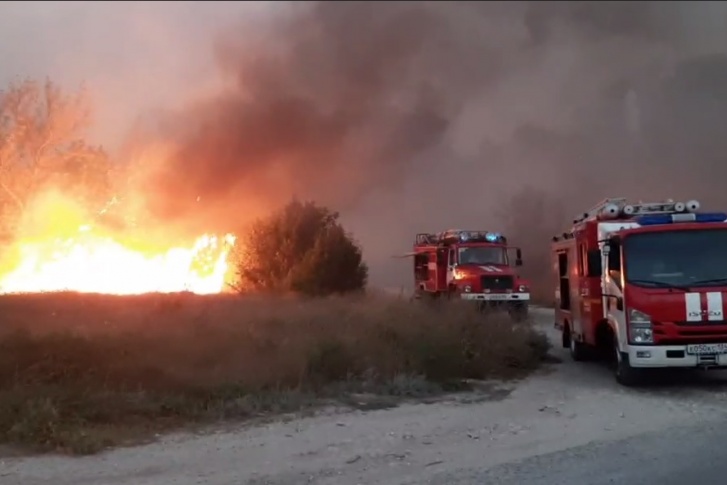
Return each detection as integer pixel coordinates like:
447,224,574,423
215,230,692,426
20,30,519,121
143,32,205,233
0,292,549,455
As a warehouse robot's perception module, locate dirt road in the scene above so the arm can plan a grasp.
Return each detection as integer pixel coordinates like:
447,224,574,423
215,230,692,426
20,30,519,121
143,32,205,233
5,308,727,484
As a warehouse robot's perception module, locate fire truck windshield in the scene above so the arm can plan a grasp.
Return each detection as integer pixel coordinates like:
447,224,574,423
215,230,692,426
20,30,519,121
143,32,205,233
623,229,727,288
458,246,507,265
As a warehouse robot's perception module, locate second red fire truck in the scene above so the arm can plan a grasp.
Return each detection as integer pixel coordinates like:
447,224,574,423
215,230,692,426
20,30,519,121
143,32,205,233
403,229,530,320
552,197,727,386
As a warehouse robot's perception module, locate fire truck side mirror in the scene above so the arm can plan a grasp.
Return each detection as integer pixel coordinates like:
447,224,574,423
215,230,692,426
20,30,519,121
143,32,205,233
587,249,602,277
515,248,523,266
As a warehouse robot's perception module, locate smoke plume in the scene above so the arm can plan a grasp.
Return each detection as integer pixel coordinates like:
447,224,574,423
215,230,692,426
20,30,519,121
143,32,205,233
128,1,727,289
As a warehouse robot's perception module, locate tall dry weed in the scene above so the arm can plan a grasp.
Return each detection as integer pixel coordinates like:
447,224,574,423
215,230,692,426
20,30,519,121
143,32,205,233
0,292,548,453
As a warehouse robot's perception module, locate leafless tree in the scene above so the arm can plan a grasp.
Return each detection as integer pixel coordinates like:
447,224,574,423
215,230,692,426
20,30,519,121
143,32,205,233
0,78,112,237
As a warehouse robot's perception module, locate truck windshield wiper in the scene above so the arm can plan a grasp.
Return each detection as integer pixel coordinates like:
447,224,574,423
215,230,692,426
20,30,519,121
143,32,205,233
689,277,727,287
628,279,690,291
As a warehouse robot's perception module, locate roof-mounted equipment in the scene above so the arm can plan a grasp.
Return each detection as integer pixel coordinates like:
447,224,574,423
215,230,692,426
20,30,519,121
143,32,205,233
573,197,704,224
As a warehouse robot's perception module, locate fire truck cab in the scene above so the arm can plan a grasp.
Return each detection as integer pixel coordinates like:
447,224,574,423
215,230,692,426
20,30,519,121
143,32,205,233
409,229,530,320
553,197,727,386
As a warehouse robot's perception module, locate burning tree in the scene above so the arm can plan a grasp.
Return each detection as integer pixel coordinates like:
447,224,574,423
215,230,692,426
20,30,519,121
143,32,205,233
0,78,112,240
233,199,368,296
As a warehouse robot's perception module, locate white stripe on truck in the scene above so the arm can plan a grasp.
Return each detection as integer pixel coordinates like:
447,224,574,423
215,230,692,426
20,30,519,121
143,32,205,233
707,292,724,321
685,292,702,322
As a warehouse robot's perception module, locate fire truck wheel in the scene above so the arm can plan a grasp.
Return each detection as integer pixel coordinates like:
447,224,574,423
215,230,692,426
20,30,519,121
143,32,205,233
568,333,589,362
613,339,642,387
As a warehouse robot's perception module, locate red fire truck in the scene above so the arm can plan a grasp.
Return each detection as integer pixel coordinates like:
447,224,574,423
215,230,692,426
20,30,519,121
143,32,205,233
403,229,530,320
552,197,727,386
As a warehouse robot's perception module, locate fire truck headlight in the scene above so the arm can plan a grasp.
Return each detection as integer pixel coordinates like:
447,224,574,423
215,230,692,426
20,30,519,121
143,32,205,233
518,284,528,293
628,309,653,344
629,327,654,344
463,285,472,293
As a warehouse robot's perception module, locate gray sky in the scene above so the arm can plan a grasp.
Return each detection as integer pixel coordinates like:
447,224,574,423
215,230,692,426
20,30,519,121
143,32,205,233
0,1,277,149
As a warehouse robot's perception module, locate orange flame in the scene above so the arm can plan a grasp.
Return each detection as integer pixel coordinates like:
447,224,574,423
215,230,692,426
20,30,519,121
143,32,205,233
0,192,237,295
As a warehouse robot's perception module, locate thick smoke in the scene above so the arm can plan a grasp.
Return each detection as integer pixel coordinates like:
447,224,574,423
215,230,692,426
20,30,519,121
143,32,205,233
132,1,727,289
137,1,454,229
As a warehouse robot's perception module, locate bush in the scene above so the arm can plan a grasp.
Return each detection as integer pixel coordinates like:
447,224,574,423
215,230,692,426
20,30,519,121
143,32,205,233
232,199,368,296
0,292,548,454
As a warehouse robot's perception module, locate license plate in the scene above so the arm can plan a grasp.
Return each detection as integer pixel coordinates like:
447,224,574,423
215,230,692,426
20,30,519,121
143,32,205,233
686,343,727,355
486,294,510,300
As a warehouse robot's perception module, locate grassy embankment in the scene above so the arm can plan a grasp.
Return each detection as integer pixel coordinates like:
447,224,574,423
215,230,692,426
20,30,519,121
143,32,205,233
0,292,549,454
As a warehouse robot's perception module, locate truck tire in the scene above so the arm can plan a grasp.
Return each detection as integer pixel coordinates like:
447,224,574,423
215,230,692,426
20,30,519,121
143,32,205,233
614,338,642,387
569,335,589,362
561,323,588,362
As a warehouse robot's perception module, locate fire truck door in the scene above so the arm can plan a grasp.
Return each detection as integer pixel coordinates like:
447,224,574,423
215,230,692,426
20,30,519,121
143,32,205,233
446,247,456,287
569,245,583,336
436,249,448,289
575,243,590,338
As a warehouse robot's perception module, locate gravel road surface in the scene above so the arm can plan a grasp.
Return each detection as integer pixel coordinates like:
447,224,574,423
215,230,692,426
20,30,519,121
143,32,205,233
4,307,727,484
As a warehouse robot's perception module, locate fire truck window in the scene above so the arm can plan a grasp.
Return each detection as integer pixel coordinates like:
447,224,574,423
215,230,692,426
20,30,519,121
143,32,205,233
558,252,570,310
458,247,507,265
587,249,602,277
414,254,429,281
577,244,586,276
623,229,727,286
607,240,622,288
558,252,568,277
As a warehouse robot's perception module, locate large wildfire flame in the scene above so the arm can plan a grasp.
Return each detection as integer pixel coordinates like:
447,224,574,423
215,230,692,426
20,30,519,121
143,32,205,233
0,192,236,295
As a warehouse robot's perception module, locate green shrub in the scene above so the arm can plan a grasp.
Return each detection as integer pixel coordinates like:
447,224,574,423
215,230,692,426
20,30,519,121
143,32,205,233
232,199,368,296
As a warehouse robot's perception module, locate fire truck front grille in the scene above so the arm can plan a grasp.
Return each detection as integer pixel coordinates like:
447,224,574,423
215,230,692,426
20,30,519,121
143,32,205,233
480,275,514,291
652,321,727,344
673,320,727,327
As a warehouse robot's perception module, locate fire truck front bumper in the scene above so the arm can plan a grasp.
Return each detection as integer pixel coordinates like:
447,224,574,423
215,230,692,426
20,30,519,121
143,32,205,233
627,343,727,368
460,292,530,302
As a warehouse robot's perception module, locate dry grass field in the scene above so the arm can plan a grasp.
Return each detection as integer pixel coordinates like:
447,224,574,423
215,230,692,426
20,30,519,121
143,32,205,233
0,292,548,454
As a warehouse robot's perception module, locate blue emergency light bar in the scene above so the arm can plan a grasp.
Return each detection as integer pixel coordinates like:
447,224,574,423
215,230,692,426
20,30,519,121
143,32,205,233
455,231,505,243
636,212,727,226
